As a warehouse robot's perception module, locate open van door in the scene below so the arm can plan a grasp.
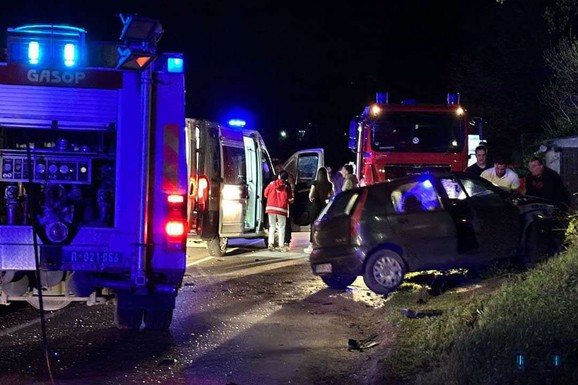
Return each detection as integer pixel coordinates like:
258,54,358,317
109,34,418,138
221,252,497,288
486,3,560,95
283,149,324,226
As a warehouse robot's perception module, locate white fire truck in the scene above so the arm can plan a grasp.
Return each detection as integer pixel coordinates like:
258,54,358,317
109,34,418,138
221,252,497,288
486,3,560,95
0,20,188,330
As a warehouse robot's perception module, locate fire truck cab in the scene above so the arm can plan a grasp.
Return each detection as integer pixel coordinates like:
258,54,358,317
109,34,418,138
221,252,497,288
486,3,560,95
0,20,187,331
349,92,472,185
185,119,275,256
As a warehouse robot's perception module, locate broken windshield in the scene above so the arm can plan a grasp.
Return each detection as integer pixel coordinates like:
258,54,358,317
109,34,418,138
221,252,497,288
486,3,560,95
370,112,465,153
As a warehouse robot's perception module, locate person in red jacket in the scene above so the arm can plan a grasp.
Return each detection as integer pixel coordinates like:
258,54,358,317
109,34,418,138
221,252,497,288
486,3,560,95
264,170,293,252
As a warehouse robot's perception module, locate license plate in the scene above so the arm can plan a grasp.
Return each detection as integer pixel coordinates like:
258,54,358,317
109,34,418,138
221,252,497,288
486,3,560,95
64,251,123,265
315,263,332,273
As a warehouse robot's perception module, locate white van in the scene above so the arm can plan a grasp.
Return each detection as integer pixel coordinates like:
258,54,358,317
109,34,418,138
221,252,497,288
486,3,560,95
185,119,275,256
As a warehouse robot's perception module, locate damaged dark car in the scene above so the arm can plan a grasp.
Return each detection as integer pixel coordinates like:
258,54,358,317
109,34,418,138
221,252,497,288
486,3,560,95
309,172,564,295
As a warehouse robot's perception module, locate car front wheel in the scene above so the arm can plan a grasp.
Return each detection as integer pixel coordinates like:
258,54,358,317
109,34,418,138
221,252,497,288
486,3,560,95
363,249,406,295
321,273,357,290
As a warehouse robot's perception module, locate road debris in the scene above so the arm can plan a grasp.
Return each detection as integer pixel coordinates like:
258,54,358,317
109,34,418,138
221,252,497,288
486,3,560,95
347,334,379,351
400,308,443,319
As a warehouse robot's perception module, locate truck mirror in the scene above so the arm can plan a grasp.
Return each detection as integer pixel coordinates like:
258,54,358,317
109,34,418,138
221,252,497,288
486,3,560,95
348,119,358,151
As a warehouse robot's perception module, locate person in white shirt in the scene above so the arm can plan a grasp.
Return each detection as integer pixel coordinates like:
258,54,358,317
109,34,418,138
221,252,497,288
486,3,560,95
480,158,520,193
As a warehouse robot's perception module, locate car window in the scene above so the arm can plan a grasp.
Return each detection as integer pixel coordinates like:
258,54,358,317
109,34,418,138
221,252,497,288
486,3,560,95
296,154,319,184
458,177,500,198
441,178,467,200
391,179,442,213
365,185,392,216
320,191,359,219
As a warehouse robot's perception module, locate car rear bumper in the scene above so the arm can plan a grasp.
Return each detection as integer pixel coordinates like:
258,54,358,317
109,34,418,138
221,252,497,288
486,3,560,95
309,246,364,276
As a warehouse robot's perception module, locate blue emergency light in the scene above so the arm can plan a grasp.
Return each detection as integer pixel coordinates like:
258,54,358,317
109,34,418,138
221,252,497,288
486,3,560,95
167,57,183,73
9,24,85,67
28,41,40,64
447,92,460,105
64,43,76,67
228,119,246,128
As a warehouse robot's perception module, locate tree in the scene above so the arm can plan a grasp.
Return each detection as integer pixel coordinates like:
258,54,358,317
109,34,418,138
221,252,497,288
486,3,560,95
541,1,578,138
542,38,578,137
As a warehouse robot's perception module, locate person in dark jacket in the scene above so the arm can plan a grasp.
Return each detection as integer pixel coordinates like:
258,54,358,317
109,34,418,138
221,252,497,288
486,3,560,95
264,170,293,252
465,145,491,176
525,156,571,211
304,167,333,254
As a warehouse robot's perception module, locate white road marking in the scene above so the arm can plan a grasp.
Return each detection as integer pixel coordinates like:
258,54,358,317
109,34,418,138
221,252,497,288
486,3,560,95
187,256,214,267
0,313,57,337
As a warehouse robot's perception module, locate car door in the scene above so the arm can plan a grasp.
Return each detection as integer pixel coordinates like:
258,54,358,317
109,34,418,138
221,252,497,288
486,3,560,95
283,149,325,226
386,177,459,269
441,174,521,261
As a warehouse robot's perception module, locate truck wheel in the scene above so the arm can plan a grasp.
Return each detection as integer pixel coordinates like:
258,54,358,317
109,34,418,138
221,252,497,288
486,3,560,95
363,249,406,295
321,274,357,290
208,236,228,257
114,295,143,330
115,306,143,331
144,310,173,331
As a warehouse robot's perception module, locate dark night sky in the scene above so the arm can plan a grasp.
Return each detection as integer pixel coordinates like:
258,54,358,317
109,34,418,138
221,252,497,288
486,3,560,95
0,0,474,164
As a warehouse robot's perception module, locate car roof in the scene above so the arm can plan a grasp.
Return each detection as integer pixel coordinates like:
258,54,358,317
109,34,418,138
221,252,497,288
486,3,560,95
358,171,497,191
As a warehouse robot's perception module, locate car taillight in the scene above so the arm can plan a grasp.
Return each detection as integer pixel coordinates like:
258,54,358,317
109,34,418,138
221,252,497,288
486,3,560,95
165,193,187,248
197,176,209,208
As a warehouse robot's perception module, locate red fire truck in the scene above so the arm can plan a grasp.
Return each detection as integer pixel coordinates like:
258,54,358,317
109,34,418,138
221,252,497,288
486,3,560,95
0,18,187,330
348,92,473,185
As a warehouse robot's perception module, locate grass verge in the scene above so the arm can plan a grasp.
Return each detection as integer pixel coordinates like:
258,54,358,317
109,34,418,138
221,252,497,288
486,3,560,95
382,249,578,385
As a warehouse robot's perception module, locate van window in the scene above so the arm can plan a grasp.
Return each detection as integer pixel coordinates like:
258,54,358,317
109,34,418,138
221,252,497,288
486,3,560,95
296,153,319,184
284,158,296,179
262,150,273,182
223,145,246,184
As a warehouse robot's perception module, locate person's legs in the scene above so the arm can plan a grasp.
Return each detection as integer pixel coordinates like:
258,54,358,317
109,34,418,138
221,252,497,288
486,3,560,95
268,213,277,249
277,215,287,251
284,210,292,245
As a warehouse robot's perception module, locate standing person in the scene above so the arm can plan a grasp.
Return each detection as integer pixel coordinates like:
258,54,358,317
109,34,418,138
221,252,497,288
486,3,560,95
525,156,571,211
304,167,334,254
264,170,293,252
466,145,491,176
480,157,521,193
272,159,295,248
341,164,358,191
327,166,344,195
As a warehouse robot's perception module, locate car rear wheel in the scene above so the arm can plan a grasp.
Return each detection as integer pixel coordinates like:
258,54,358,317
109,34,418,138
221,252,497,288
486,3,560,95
363,249,406,295
207,236,228,257
321,274,357,290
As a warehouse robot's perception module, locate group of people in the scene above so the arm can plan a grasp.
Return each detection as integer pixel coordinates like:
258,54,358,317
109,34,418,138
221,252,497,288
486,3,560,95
466,145,571,210
263,160,359,253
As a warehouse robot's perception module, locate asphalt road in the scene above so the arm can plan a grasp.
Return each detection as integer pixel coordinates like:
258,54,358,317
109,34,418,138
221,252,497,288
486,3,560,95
0,232,389,385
